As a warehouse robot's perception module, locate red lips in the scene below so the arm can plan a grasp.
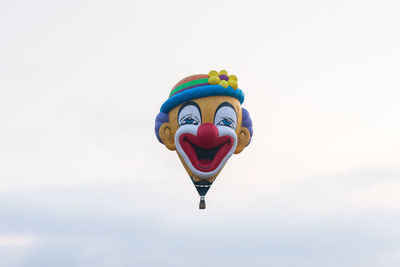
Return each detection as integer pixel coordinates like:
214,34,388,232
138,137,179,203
179,123,234,172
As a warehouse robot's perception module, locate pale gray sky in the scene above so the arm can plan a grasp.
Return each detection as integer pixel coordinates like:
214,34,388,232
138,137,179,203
1,0,400,266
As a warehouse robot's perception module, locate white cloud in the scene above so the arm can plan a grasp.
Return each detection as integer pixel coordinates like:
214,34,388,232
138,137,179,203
0,234,35,248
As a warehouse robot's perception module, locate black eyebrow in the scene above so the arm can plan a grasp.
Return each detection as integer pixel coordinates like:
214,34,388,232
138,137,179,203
177,101,202,123
214,102,237,123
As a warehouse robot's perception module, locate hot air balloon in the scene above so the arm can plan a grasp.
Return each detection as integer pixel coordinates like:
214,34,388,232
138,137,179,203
155,70,253,209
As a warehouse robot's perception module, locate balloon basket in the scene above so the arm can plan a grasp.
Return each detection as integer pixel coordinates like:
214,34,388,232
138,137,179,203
199,196,206,209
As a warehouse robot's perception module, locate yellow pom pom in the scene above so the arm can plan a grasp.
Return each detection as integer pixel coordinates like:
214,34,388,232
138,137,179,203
228,75,237,81
228,79,238,89
208,70,218,76
219,70,228,75
219,80,229,88
208,76,220,85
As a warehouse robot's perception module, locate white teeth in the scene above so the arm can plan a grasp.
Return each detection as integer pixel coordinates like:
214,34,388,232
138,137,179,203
195,184,211,188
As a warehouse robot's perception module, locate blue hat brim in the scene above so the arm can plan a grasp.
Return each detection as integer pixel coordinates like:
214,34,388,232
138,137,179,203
160,85,245,113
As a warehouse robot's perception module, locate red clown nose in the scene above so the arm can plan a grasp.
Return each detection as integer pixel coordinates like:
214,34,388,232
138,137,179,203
196,123,219,149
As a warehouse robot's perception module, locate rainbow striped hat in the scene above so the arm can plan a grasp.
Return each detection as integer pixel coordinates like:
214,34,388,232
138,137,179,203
160,70,245,113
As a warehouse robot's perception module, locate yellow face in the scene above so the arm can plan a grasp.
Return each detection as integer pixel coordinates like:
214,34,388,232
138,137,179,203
159,95,251,182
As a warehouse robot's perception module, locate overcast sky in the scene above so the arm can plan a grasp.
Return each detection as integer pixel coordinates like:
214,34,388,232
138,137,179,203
1,0,400,266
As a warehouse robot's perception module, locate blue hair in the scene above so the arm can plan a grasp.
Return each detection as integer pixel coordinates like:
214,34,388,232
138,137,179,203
241,108,253,145
154,112,169,144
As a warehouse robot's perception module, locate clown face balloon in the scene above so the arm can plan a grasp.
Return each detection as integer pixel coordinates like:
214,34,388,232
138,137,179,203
155,70,253,209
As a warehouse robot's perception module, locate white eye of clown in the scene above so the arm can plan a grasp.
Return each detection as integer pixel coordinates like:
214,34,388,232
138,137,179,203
178,104,201,126
214,104,237,129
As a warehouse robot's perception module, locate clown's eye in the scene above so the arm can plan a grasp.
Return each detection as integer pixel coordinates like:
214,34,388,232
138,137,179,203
178,102,202,127
214,103,237,130
217,118,234,128
181,116,199,125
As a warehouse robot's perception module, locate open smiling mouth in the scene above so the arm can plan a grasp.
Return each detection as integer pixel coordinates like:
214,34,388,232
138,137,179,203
179,134,234,172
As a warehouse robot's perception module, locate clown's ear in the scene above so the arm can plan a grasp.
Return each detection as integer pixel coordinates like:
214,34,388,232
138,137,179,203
159,123,176,150
234,127,251,154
